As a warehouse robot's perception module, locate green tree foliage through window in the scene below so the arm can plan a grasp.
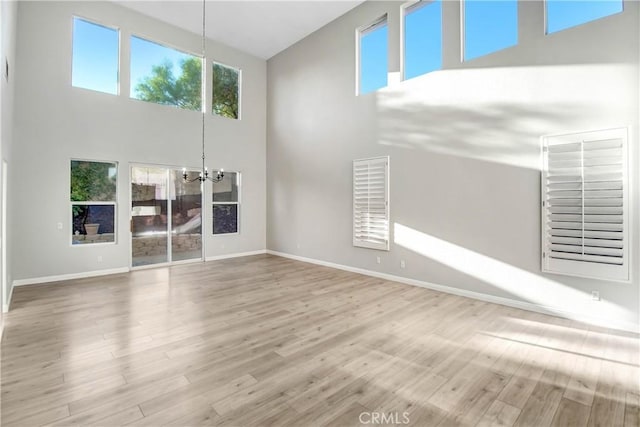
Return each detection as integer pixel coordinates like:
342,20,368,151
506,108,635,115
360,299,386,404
134,57,202,111
71,160,117,202
70,160,117,242
212,62,239,119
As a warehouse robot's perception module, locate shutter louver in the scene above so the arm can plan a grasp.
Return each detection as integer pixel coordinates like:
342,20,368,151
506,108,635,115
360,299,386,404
353,157,390,251
542,128,629,282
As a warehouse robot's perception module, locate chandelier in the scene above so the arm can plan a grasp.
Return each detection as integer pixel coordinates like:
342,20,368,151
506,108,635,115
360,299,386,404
183,0,224,184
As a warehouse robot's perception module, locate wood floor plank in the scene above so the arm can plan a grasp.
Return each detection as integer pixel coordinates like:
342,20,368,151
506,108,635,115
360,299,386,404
563,328,606,407
476,400,521,427
2,404,70,427
162,404,221,427
1,254,637,427
83,405,145,426
139,373,257,418
513,322,584,427
587,360,628,427
1,374,127,423
434,369,508,426
514,381,565,427
624,392,640,427
215,394,298,427
498,340,551,409
321,402,369,427
551,398,591,427
65,375,190,420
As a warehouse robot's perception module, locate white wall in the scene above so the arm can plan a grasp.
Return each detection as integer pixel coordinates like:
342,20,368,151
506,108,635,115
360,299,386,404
1,0,18,315
12,1,266,281
267,0,640,331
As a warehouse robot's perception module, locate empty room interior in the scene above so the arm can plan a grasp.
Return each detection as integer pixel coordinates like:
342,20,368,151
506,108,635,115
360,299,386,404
1,0,639,426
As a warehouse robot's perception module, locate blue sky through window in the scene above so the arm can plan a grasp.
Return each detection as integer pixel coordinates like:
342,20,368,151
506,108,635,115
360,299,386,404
464,0,518,61
72,18,119,94
404,0,442,80
129,36,200,100
546,0,623,34
359,20,388,95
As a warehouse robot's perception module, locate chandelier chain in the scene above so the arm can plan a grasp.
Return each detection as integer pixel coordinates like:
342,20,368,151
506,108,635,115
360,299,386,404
183,0,224,184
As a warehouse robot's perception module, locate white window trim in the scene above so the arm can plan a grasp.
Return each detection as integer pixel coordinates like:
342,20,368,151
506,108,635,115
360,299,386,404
540,127,631,282
543,0,625,36
212,171,241,236
355,14,387,96
70,159,118,247
71,15,121,96
460,0,518,62
129,33,204,111
459,0,467,63
400,0,440,82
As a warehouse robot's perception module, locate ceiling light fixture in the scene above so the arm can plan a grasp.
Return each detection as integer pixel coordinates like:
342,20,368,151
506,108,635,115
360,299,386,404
183,0,224,184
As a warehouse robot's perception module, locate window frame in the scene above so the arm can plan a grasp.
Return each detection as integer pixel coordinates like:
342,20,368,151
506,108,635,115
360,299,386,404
400,0,442,81
353,156,390,251
544,0,624,35
211,60,242,120
70,158,118,247
212,171,241,236
356,14,389,96
71,15,121,96
460,0,519,62
540,127,630,282
129,33,204,112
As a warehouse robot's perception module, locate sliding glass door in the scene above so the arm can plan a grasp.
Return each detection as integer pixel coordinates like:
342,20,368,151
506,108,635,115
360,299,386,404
131,166,202,267
171,169,203,262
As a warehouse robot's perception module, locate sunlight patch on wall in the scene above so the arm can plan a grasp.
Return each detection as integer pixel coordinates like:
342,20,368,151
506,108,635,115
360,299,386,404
393,223,631,325
376,64,636,170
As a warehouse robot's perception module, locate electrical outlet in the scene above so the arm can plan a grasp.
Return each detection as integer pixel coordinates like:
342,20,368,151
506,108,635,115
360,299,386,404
57,222,63,230
296,243,301,249
97,255,103,263
376,256,381,264
400,260,406,268
591,291,600,301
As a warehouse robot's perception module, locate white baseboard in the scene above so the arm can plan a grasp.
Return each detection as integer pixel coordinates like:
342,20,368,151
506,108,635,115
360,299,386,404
206,249,266,262
11,250,268,289
2,283,13,313
13,267,130,287
267,250,639,334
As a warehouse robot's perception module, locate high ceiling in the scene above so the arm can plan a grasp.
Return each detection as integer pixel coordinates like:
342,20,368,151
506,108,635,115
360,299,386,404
116,1,365,59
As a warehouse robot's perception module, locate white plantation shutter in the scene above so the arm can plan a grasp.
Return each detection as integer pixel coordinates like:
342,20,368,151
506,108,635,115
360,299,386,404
542,128,629,281
353,156,390,251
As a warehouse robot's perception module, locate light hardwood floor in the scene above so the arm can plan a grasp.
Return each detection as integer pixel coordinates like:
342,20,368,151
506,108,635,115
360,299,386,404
1,254,638,426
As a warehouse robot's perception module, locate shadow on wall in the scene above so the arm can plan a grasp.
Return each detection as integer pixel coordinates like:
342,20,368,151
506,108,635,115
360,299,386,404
375,63,636,170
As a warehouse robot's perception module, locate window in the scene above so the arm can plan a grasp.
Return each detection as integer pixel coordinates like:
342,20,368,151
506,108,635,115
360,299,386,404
353,157,389,251
212,172,240,235
72,17,119,94
546,0,623,34
130,36,202,111
71,160,117,245
212,62,240,119
357,16,388,95
542,128,629,282
403,0,442,80
463,0,518,61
